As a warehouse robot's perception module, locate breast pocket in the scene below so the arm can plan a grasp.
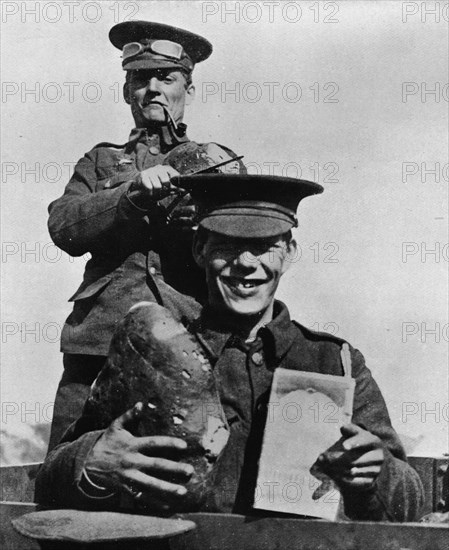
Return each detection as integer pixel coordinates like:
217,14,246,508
67,273,114,328
69,273,113,302
95,166,138,192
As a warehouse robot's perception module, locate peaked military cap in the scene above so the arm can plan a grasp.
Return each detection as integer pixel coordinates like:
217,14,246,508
178,174,323,238
109,21,212,72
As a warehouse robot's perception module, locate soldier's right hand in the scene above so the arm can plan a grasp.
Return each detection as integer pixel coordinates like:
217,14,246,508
132,165,180,200
84,403,193,509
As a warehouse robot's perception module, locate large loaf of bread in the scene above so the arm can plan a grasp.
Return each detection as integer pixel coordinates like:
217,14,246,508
80,302,229,511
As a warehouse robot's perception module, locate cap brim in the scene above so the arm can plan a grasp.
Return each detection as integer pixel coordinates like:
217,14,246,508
200,213,293,238
178,174,324,200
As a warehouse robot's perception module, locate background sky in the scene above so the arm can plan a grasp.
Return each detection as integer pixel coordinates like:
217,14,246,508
1,1,448,457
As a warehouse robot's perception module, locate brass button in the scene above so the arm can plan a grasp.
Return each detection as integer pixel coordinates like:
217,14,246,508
251,351,264,366
104,180,111,189
149,146,159,155
149,267,156,275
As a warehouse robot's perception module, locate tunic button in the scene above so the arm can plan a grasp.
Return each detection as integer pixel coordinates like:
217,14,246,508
149,146,159,155
149,267,156,275
104,180,111,189
251,351,264,366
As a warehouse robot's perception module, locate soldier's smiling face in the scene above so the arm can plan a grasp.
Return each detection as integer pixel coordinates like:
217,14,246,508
193,231,296,318
124,69,195,127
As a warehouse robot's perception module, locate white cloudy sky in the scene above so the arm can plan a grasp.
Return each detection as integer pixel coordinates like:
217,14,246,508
1,1,448,455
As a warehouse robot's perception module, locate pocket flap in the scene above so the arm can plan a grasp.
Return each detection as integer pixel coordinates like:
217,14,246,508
69,274,113,301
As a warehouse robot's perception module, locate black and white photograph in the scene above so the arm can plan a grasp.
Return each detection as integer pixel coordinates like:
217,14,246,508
1,1,448,548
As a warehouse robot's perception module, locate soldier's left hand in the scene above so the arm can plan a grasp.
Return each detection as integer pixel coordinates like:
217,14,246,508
317,423,385,492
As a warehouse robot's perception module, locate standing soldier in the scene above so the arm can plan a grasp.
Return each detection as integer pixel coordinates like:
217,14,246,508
47,21,245,449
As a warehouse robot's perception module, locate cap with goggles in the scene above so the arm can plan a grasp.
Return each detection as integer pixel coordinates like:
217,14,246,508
109,21,213,72
176,174,324,238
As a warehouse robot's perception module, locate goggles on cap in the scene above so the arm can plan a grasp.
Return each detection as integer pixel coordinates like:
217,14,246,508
123,39,186,62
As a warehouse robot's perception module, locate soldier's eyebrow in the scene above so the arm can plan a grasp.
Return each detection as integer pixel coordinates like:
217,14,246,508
156,70,174,79
132,69,178,81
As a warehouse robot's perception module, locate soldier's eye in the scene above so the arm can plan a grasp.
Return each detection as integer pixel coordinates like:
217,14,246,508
132,73,149,86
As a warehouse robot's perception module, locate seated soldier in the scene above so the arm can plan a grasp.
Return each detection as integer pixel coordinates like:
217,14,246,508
36,175,424,522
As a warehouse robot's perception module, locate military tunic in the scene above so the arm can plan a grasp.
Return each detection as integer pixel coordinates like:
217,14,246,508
36,301,424,522
48,126,206,357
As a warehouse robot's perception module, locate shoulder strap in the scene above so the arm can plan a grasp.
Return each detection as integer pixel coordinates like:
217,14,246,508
92,141,128,150
291,319,347,345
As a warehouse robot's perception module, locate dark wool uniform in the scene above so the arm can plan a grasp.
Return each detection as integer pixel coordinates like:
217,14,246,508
35,301,424,521
47,127,243,449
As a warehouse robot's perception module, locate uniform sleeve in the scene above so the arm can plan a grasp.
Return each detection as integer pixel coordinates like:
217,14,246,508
341,347,424,522
47,149,157,256
35,428,120,510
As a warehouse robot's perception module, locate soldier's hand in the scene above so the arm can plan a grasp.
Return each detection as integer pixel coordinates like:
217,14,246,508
133,165,180,200
84,403,193,509
316,423,385,492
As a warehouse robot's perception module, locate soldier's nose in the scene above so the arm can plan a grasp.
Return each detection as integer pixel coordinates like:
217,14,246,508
147,77,162,93
234,250,258,269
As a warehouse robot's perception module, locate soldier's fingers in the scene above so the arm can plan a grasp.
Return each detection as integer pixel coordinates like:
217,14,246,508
350,449,384,467
318,448,358,469
340,423,362,439
139,176,157,194
342,431,381,453
340,476,376,490
133,435,187,453
164,165,179,178
140,170,164,193
111,402,144,431
124,469,187,499
160,174,181,196
139,165,178,191
346,465,381,478
155,165,178,183
133,455,193,479
319,445,382,472
151,176,164,193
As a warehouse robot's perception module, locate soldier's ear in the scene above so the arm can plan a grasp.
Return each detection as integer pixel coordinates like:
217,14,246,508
192,230,206,269
282,238,297,274
123,82,131,105
185,84,195,106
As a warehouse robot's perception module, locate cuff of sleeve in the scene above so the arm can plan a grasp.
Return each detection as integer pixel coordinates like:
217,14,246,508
125,191,150,212
72,430,114,500
79,467,116,500
116,181,156,219
341,447,395,521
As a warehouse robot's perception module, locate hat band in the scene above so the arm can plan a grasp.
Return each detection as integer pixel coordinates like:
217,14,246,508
201,201,298,228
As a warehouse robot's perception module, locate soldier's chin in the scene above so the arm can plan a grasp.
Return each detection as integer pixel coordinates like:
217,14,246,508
226,297,265,317
141,106,165,124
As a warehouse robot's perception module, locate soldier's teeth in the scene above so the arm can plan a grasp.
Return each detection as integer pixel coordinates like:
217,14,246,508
237,281,259,288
